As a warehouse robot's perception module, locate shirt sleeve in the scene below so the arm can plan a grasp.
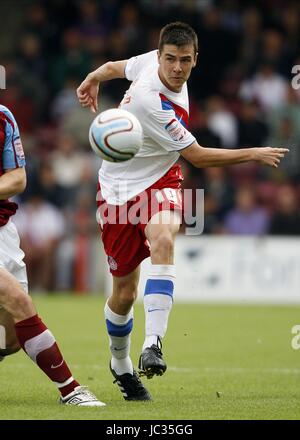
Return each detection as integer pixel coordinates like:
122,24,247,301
142,104,196,152
125,50,158,82
2,108,26,170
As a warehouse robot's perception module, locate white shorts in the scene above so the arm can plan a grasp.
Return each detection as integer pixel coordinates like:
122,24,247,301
0,220,28,293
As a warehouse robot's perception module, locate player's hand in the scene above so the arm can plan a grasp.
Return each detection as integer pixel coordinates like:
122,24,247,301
77,73,99,113
253,147,289,168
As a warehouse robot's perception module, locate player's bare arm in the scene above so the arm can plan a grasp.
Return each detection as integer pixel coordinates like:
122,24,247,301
180,141,289,168
77,60,127,113
0,167,26,200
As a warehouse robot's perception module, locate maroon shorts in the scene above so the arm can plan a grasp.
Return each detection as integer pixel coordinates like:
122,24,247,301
97,164,183,277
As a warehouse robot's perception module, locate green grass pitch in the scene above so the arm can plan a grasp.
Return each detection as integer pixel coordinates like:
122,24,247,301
0,294,299,420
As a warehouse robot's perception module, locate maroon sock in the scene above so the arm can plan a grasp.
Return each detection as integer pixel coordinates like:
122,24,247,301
15,314,79,397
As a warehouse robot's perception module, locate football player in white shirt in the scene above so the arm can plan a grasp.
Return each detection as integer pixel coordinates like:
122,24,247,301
77,22,288,401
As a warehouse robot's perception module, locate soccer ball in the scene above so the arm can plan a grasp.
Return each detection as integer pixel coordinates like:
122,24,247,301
89,108,143,162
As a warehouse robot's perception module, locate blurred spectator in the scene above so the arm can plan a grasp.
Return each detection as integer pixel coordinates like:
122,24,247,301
49,28,91,93
51,133,90,208
281,6,300,57
219,65,244,115
77,0,109,56
35,162,66,208
223,186,269,235
1,80,35,133
258,30,290,78
269,184,300,235
21,3,58,53
227,161,261,187
238,101,269,147
16,33,48,121
203,192,221,234
13,193,66,291
118,2,144,53
220,0,242,33
256,180,278,213
191,108,222,148
267,117,298,179
18,33,46,79
267,86,300,179
194,6,239,99
51,76,79,122
203,167,234,219
206,96,238,147
240,61,289,112
239,7,262,74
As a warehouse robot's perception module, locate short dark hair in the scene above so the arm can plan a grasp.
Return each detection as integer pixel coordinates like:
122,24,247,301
158,22,198,55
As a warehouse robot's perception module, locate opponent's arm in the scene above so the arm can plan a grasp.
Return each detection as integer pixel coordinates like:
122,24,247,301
180,141,289,168
77,60,127,113
0,168,26,200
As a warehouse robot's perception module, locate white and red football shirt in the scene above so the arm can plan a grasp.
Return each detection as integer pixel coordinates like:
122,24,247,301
99,50,195,205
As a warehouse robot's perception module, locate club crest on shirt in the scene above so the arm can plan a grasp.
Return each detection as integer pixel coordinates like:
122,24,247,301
165,118,187,142
14,137,25,160
108,256,118,270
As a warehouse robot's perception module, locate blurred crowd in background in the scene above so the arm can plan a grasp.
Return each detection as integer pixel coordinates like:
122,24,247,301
1,0,300,291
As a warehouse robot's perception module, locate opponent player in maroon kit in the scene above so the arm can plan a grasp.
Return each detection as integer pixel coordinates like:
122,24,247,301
77,22,288,401
0,104,105,406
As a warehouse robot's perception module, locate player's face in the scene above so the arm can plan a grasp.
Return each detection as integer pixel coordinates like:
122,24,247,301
158,44,197,93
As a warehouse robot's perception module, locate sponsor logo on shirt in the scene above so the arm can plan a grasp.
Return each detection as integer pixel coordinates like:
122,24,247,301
165,118,187,142
14,137,25,160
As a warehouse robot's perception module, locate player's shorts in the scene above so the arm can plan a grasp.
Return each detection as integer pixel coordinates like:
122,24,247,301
0,220,28,293
97,164,183,277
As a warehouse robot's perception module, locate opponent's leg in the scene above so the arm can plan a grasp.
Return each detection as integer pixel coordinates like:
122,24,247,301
139,210,180,378
105,266,151,400
0,267,105,406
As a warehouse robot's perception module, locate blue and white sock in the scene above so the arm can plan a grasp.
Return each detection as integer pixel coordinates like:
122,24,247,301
104,301,133,375
143,264,175,351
